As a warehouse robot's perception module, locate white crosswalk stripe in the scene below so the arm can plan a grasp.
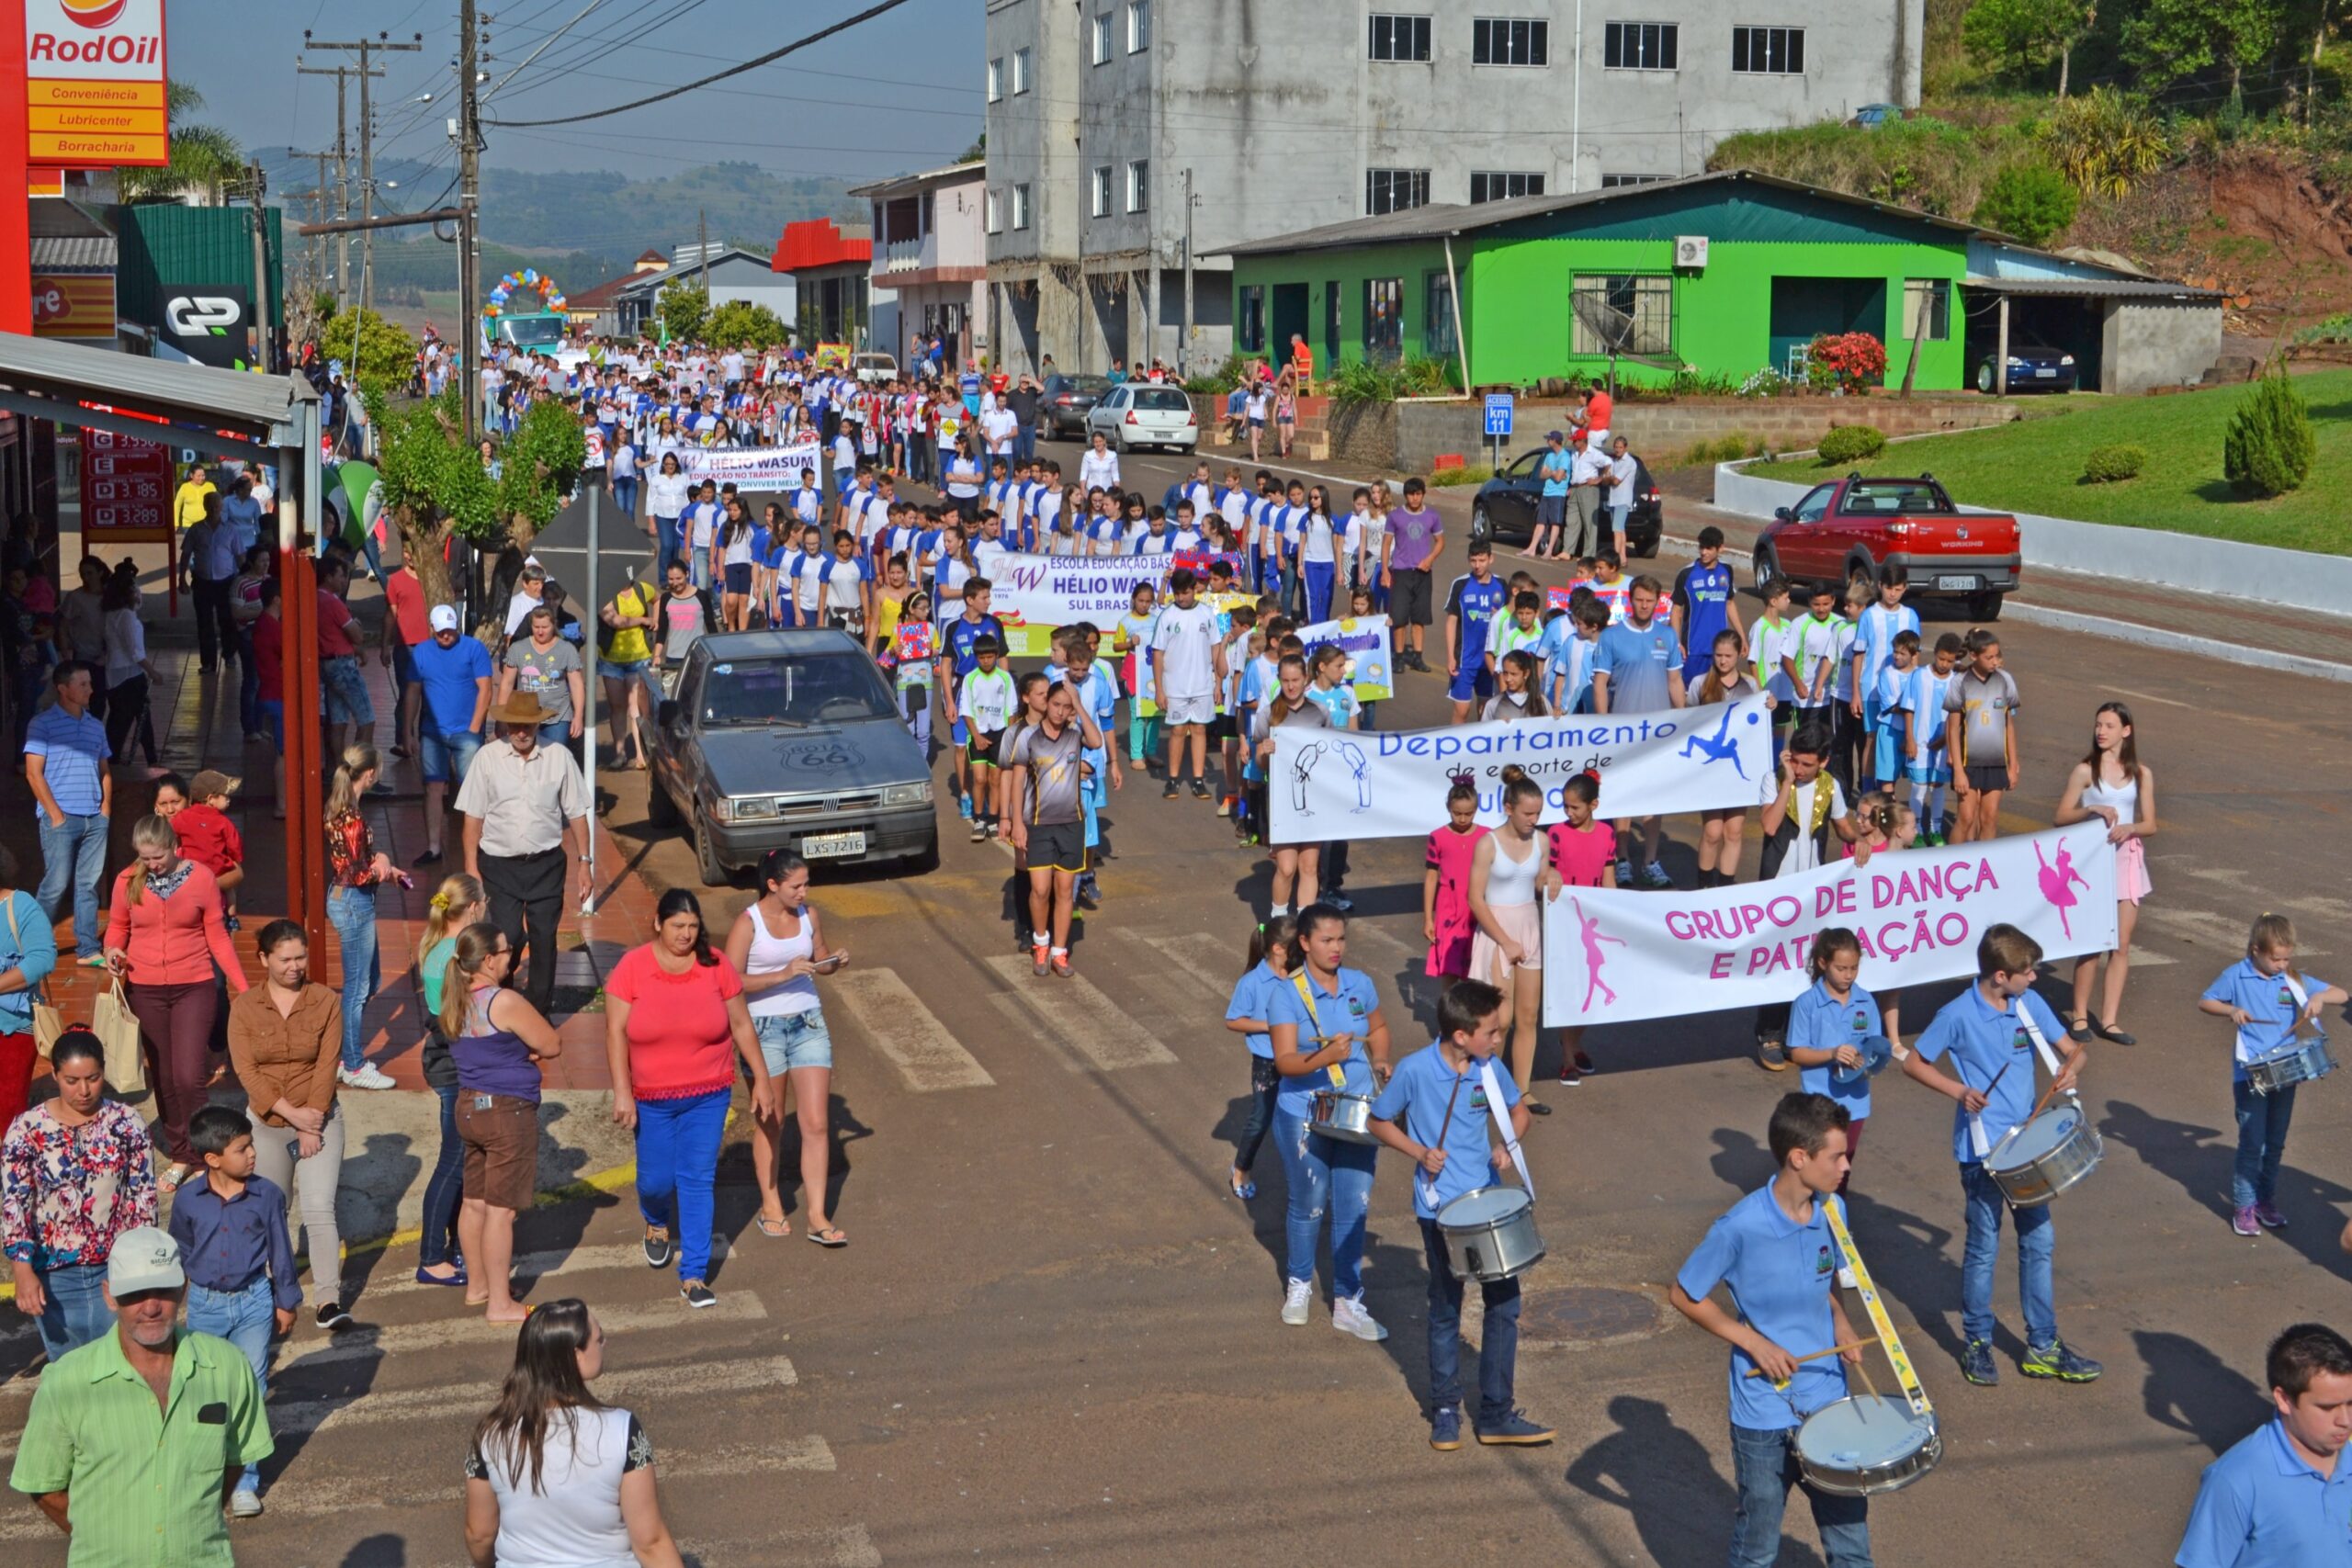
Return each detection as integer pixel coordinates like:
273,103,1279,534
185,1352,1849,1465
267,1353,799,1438
370,1237,740,1297
279,1290,767,1371
983,954,1179,1070
1141,931,1248,992
830,967,996,1090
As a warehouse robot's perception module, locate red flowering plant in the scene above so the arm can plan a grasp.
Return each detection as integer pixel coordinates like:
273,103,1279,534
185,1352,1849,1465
1806,332,1887,392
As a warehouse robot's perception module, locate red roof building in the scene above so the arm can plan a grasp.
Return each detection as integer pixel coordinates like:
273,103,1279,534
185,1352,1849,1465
771,219,875,345
769,220,870,274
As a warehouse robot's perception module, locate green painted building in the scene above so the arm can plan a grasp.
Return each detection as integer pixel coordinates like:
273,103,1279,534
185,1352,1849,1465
1216,170,1973,392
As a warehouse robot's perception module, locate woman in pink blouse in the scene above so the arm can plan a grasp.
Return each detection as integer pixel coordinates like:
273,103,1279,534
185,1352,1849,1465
104,813,248,1190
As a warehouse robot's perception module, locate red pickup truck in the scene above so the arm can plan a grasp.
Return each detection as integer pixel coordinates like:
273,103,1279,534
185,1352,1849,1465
1754,473,2020,619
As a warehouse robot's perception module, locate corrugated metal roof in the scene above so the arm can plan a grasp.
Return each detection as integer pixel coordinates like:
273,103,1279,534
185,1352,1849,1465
29,235,115,271
847,163,986,200
1962,276,2225,300
0,334,314,441
1211,170,1990,257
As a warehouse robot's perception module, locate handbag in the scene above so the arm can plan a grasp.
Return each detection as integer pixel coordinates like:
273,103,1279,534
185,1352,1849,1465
91,978,145,1096
2,894,62,1055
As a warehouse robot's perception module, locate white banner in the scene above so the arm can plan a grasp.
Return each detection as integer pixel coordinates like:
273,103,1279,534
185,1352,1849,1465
677,444,826,488
1269,694,1773,842
986,551,1170,631
1539,824,2119,1026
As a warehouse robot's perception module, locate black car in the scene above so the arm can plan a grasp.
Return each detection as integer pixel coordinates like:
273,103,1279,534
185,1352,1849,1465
1040,373,1114,438
1471,449,1662,557
1973,339,2077,393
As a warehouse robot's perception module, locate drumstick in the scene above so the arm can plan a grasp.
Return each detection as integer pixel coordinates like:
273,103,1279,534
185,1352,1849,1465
1742,1341,1871,1377
1418,1071,1467,1195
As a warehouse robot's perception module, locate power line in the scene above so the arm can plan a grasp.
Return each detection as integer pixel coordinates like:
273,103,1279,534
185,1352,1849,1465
485,0,916,127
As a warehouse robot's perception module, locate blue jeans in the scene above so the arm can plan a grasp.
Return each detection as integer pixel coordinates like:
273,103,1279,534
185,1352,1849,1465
33,1261,110,1364
326,885,379,1072
655,515,684,581
2233,1078,2295,1208
1419,1216,1520,1424
422,1083,465,1269
36,812,107,960
634,1088,730,1283
611,476,639,523
1272,1107,1375,1298
1960,1160,2055,1349
1728,1421,1873,1568
187,1276,276,1495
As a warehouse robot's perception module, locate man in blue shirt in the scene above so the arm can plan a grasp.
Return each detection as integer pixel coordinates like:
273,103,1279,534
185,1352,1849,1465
1370,978,1551,1451
1672,526,1744,689
411,606,494,865
2177,1322,2352,1568
1442,538,1510,723
25,662,110,963
1592,575,1686,889
1672,1092,1872,1568
1900,923,2101,1388
938,581,1007,820
1532,430,1575,559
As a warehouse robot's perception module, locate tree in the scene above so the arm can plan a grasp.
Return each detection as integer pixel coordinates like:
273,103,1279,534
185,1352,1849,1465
2223,369,2316,497
119,81,244,204
958,132,985,164
2039,87,2170,198
656,279,707,344
1973,160,2080,244
2121,0,2283,92
1962,0,2095,92
315,307,419,388
704,299,787,348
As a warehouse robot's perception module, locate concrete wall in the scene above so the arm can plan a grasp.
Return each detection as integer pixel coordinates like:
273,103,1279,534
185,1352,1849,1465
1713,459,2352,615
2103,299,2226,395
1387,394,2015,470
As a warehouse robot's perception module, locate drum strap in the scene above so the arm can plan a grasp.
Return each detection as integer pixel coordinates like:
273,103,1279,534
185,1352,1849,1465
2284,973,2318,1040
1478,1060,1535,1201
1967,1003,2065,1161
1289,972,1352,1088
1821,1199,1933,1420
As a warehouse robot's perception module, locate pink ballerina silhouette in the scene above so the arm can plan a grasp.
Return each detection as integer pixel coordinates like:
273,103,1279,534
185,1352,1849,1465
2034,840,2090,940
1574,897,1628,1011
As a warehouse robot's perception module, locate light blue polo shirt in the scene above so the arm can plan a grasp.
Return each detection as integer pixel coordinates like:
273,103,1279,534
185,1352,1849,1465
25,703,109,818
1791,977,1882,1121
1224,961,1283,1061
1266,965,1381,1116
2176,1417,2352,1568
1593,614,1681,715
1371,1042,1520,1219
1913,983,2071,1165
2202,958,2335,1083
1676,1184,1853,1431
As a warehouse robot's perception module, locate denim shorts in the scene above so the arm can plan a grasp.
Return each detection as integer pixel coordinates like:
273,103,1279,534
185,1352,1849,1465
421,727,482,786
596,656,650,682
322,655,373,725
754,1010,833,1074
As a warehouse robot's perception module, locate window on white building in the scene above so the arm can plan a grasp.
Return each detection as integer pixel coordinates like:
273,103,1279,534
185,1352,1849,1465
1012,184,1031,230
1368,14,1431,61
1128,0,1150,51
1126,159,1149,212
1012,46,1032,92
1600,173,1668,187
987,57,1003,101
1363,277,1404,356
1904,278,1951,341
985,189,1001,233
1091,165,1113,218
1091,13,1113,64
1366,168,1431,215
1731,25,1804,73
1472,18,1548,65
1470,171,1545,203
1603,21,1679,69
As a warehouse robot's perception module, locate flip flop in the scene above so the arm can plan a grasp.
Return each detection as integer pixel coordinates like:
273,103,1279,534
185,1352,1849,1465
1230,1171,1257,1200
807,1226,848,1248
754,1214,791,1239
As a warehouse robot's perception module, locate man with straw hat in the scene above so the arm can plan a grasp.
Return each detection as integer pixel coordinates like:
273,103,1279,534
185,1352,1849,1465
457,690,588,1015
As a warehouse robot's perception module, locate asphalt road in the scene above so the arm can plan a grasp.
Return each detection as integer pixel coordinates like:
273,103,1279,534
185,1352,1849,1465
23,435,2350,1566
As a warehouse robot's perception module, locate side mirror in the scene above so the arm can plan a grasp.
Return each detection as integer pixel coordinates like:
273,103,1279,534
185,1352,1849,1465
1772,507,1792,522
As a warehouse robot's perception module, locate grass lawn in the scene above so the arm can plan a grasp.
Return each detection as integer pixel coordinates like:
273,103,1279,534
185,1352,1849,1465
1747,371,2352,556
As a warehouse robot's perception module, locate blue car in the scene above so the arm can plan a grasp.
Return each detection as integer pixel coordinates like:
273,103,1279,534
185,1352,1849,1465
1974,340,2078,393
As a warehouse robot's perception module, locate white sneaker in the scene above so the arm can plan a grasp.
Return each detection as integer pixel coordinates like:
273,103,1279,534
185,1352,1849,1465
228,1490,263,1519
1281,1279,1312,1326
1331,1294,1389,1342
337,1064,397,1090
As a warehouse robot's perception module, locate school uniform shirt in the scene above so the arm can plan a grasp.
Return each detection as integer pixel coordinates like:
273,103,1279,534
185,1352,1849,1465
1299,510,1338,566
1149,602,1220,703
1672,560,1736,661
1751,617,1799,704
1265,966,1382,1117
1131,526,1177,556
1944,668,2021,767
940,613,1007,684
1304,682,1359,729
1593,614,1681,715
1786,614,1843,706
1225,961,1287,1061
2202,958,2335,1082
1854,603,1921,697
1791,978,1882,1121
1675,1185,1853,1431
1826,617,1861,704
1914,984,2071,1164
1371,1042,1520,1220
2174,1416,2352,1568
957,669,1017,735
1905,666,1957,760
1445,574,1510,668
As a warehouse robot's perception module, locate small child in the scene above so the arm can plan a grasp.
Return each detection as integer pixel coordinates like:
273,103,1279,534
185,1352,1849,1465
1368,977,1552,1451
1549,772,1616,1085
1545,597,1609,716
1493,591,1545,664
1750,578,1798,767
1943,628,2019,845
1223,916,1298,1201
166,1103,299,1517
1346,586,1384,729
1785,929,1878,1191
1870,630,1920,800
2198,913,2347,1237
1216,604,1260,817
957,636,1016,841
1784,583,1842,734
1423,774,1487,983
171,770,247,926
1906,633,1963,844
1586,549,1630,623
1115,583,1159,768
890,590,937,751
1482,649,1548,723
1843,797,1911,1044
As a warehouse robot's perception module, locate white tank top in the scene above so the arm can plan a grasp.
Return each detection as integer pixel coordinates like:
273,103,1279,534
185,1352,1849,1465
744,901,819,1018
2081,767,2139,828
1486,829,1542,908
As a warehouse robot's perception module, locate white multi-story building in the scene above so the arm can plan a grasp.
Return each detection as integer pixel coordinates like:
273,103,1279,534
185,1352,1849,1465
982,0,1924,373
850,163,991,372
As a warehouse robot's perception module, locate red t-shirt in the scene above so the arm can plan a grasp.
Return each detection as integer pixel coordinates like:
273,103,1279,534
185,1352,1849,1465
1585,390,1613,432
383,569,430,646
605,944,745,1101
252,612,284,703
171,803,243,877
317,588,357,658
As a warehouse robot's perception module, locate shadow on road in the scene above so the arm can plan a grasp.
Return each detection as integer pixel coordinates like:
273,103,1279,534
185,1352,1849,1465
2102,1099,2352,1280
1567,1393,1825,1568
2135,1328,2267,1457
340,1534,412,1566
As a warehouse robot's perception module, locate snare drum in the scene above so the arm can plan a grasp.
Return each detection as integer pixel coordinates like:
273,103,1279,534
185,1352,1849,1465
1985,1100,2103,1207
1307,1089,1380,1145
1793,1396,1943,1496
1436,1186,1545,1281
2245,1037,2335,1096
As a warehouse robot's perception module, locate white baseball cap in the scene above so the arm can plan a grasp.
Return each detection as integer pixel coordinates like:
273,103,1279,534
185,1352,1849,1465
429,605,460,634
107,1225,185,1296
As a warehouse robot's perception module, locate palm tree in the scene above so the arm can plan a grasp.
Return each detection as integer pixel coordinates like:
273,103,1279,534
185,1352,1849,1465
118,81,244,205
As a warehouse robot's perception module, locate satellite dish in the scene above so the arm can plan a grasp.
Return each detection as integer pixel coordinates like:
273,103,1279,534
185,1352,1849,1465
1570,285,1682,396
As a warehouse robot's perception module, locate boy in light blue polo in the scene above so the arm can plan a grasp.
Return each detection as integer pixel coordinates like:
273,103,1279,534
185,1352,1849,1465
1900,922,2100,1388
2177,1321,2352,1568
1671,1093,1871,1568
1369,978,1551,1452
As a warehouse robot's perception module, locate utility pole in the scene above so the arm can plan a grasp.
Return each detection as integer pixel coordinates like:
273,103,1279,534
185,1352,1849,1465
287,148,336,318
295,62,356,306
245,162,273,369
459,0,484,446
303,31,420,318
1180,167,1195,379
698,207,709,304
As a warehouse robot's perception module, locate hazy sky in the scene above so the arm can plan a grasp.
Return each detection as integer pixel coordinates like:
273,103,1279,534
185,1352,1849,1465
167,0,984,184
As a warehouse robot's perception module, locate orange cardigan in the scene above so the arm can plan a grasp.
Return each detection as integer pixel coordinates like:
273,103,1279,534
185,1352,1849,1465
104,862,248,990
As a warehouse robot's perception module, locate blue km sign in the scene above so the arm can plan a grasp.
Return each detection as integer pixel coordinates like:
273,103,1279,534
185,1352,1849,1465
1483,393,1515,438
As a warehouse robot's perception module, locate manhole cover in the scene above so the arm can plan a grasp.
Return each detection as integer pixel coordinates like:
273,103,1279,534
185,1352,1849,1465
1518,1286,1662,1345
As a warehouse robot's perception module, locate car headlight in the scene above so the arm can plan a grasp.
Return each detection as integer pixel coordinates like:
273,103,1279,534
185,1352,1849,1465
2060,355,2075,366
882,781,934,808
714,795,775,823
2006,357,2024,367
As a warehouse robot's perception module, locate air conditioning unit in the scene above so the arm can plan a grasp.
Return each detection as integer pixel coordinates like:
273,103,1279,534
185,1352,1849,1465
1675,235,1710,269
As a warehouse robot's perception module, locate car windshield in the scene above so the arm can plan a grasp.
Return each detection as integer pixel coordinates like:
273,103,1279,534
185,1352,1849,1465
1842,481,1954,515
1057,376,1111,394
699,653,898,728
1508,451,1545,478
1133,388,1190,411
501,315,566,348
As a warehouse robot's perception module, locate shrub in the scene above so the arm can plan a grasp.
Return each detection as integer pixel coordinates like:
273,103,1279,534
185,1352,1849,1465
1816,423,1888,465
2079,443,2147,483
2041,86,2168,198
2222,371,2316,497
1808,333,1888,392
1973,160,2079,245
1328,355,1452,405
1427,466,1486,487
